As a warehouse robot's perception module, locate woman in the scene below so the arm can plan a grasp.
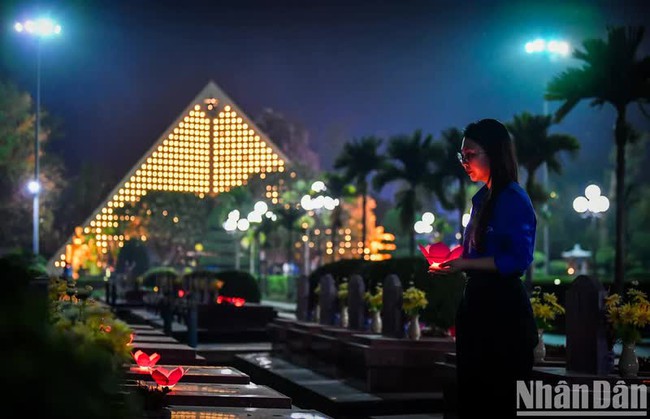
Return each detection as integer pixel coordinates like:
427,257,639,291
431,118,538,417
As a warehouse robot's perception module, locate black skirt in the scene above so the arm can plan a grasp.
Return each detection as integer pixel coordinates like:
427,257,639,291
455,270,538,418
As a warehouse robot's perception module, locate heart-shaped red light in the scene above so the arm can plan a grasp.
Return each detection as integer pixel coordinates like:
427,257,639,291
419,242,463,266
132,350,161,369
151,366,186,388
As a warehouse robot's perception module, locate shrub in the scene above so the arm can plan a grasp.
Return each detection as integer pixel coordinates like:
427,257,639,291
0,254,139,418
216,270,261,303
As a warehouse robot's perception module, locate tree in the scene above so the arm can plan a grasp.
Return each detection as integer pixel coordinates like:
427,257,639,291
373,130,437,256
334,136,385,257
545,25,650,292
507,112,580,289
507,113,580,208
117,191,210,266
254,108,320,173
0,79,65,255
430,127,471,244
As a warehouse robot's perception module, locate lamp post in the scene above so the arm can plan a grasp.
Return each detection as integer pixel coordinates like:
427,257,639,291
15,18,62,256
572,184,610,276
223,202,274,274
300,181,339,276
524,37,571,275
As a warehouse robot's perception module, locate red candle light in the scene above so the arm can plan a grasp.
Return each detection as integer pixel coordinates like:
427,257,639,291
419,242,463,268
132,349,161,371
151,366,186,388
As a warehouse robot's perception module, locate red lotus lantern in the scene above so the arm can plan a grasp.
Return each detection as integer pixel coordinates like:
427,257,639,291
151,366,186,388
132,350,161,371
216,295,246,307
448,325,456,339
419,242,463,269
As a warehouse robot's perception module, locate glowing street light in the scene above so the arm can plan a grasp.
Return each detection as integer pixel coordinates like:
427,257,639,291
26,179,41,195
15,17,62,256
524,36,571,275
300,181,340,274
525,38,571,56
414,212,435,234
572,184,609,277
573,184,610,217
223,202,274,273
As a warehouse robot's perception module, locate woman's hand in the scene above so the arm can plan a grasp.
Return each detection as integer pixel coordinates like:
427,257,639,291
429,258,467,275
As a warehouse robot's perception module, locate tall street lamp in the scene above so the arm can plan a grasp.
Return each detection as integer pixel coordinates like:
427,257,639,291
300,181,339,276
524,37,571,275
15,18,62,256
573,184,610,276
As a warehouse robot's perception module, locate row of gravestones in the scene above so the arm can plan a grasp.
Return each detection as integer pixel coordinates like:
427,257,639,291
296,273,406,338
296,272,611,374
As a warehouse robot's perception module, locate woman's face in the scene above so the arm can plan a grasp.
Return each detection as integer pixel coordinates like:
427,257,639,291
460,137,490,185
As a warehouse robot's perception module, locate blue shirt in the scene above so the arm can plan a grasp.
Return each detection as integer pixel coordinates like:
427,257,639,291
462,182,537,276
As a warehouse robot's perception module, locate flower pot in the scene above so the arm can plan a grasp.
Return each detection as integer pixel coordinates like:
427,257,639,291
407,315,421,340
314,303,320,323
370,311,382,334
619,342,639,378
340,306,349,328
534,329,546,364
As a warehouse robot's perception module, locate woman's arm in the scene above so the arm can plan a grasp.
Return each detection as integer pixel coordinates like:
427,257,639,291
434,256,497,273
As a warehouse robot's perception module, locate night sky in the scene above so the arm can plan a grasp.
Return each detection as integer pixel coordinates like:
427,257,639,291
1,0,649,200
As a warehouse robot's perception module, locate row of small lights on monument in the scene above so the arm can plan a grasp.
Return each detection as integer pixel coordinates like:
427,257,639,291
297,226,357,255
223,201,277,233
212,105,284,193
55,105,213,264
140,106,212,194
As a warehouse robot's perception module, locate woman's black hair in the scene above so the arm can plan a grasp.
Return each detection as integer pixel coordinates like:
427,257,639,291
464,118,518,252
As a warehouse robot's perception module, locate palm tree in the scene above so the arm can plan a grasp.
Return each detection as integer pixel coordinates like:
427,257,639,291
507,112,580,290
333,136,385,257
508,112,580,209
545,25,650,292
373,130,437,256
430,128,471,244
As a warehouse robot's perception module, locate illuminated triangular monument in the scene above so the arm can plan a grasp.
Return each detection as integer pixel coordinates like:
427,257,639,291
47,81,291,274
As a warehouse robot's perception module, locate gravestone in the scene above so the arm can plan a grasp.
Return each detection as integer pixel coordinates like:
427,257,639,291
382,274,403,338
565,275,609,374
186,294,198,348
348,275,366,330
318,274,337,326
295,274,310,321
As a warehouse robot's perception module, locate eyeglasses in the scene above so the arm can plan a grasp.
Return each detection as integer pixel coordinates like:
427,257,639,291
457,151,485,165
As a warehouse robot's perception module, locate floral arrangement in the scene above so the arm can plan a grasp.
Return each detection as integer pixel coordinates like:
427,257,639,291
402,285,428,317
605,288,650,345
530,287,565,331
364,285,383,313
337,281,349,306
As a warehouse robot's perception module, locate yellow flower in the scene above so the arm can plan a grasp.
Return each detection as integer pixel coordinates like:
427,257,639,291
530,287,564,331
605,288,650,344
337,282,349,305
402,286,428,317
364,287,383,312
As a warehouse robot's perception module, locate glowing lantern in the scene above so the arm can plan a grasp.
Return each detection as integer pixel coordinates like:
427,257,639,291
132,350,161,371
151,366,186,388
216,295,246,307
419,242,463,269
127,333,135,346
